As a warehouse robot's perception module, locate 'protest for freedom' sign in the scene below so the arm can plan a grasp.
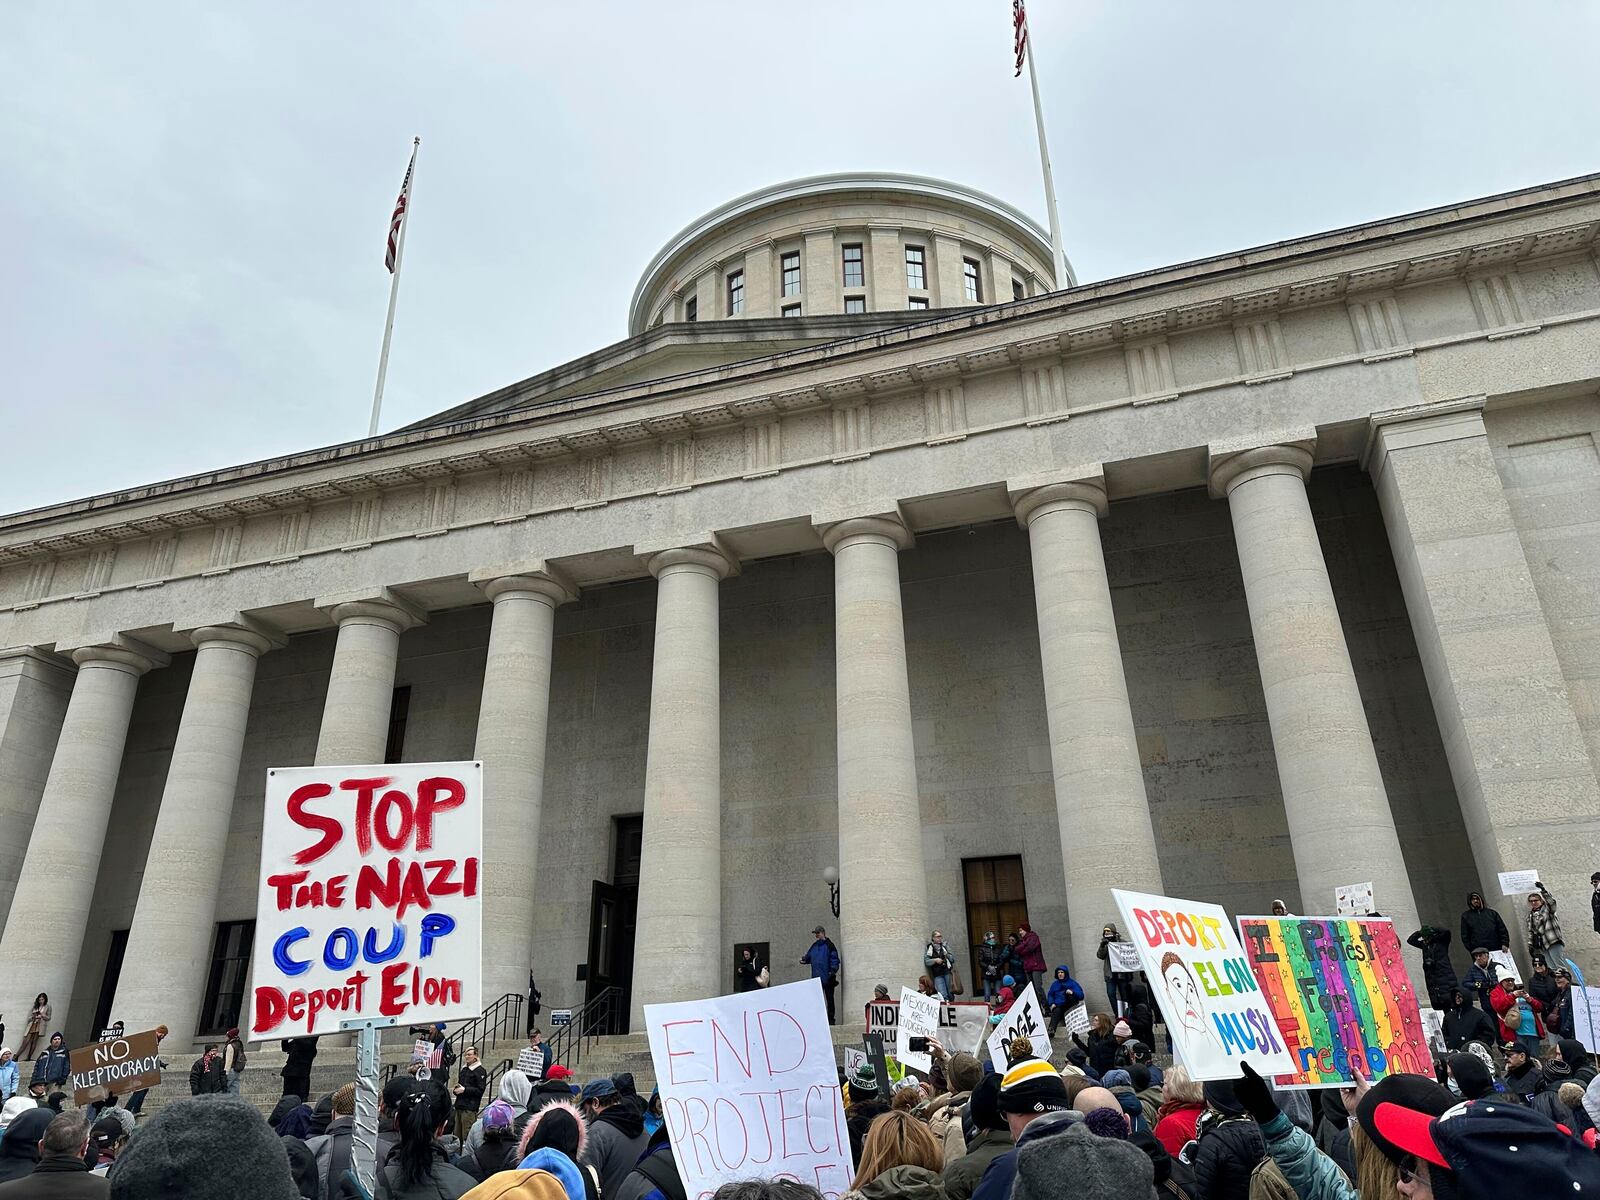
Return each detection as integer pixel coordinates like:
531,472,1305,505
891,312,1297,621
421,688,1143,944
863,1000,988,1061
250,762,483,1038
69,1029,162,1106
986,983,1049,1071
646,979,853,1200
1237,915,1428,1089
1113,889,1296,1082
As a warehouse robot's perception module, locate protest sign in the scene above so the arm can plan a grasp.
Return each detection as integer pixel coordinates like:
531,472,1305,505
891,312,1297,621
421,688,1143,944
1488,950,1522,984
1498,869,1539,896
986,983,1049,1071
842,1046,866,1077
1107,942,1141,974
1573,987,1600,1054
69,1029,162,1106
250,762,483,1038
1334,884,1374,917
863,1000,988,1060
1419,1009,1445,1054
1063,1003,1091,1039
1113,889,1296,1082
896,988,939,1074
646,979,852,1200
1238,915,1428,1089
863,1032,892,1102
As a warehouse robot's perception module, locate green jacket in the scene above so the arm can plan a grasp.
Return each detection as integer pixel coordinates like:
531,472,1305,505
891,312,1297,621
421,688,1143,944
941,1130,1013,1200
1261,1113,1357,1200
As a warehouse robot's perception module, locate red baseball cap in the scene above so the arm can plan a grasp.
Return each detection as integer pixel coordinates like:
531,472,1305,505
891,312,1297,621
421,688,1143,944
546,1065,573,1081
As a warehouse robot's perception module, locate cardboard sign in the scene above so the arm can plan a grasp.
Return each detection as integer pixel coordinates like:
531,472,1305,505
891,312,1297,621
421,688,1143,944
897,988,940,1074
646,979,853,1200
986,983,1049,1071
1107,942,1142,974
1238,915,1429,1089
1334,884,1374,917
863,1000,989,1060
1114,889,1296,1082
69,1029,162,1105
250,762,483,1038
1498,870,1539,896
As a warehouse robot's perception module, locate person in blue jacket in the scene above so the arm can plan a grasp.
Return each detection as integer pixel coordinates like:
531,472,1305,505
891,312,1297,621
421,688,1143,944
800,925,841,1024
1045,966,1084,1037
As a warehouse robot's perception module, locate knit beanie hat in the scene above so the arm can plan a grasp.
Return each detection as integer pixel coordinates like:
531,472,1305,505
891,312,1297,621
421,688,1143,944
0,1096,36,1126
1083,1107,1129,1140
1112,1020,1132,1039
109,1096,298,1200
331,1083,355,1117
1203,1079,1246,1117
1013,1121,1153,1200
947,1051,983,1094
1447,1053,1494,1101
848,1061,879,1099
968,1072,1005,1132
998,1037,1070,1115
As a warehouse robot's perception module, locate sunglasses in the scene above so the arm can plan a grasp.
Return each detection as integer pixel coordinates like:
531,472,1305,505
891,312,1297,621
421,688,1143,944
1398,1157,1419,1185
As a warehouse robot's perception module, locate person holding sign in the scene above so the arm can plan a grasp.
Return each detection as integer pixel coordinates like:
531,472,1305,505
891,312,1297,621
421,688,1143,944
1095,925,1133,1015
1526,881,1566,972
1043,967,1083,1037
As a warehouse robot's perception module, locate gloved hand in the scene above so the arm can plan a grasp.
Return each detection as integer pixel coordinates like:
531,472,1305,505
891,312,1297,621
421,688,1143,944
1236,1061,1280,1125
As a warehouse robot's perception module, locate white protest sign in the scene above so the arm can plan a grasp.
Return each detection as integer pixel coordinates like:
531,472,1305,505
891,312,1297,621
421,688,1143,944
1113,888,1296,1081
863,1000,988,1060
249,762,483,1038
897,988,940,1074
1499,870,1539,896
986,983,1049,1071
1573,987,1600,1055
646,979,853,1200
842,1046,866,1077
1107,942,1142,974
1064,1003,1091,1039
1419,1009,1446,1053
1335,883,1374,917
1488,950,1522,984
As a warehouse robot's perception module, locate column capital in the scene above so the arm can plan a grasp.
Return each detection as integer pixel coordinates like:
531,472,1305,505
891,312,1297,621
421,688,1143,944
643,544,738,581
470,560,578,606
1009,467,1108,526
64,635,170,676
1207,434,1316,498
0,647,75,682
191,621,285,657
815,508,914,555
316,588,426,634
1361,396,1489,481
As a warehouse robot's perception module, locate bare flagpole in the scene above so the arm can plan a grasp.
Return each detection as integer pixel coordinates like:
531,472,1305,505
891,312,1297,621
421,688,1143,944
1016,3,1074,289
368,137,419,439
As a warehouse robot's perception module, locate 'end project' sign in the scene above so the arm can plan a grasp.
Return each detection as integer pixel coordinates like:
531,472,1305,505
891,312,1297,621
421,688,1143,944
250,762,483,1038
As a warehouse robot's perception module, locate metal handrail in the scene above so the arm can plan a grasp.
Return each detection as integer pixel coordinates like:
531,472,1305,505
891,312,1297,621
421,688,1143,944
378,992,525,1086
545,986,623,1075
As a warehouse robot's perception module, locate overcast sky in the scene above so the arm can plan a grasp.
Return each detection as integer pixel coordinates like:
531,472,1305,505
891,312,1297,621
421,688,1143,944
4,1,1598,515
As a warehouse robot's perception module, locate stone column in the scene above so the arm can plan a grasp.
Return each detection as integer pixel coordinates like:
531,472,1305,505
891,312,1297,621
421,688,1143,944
112,623,281,1038
0,637,168,1036
1210,439,1421,935
631,545,735,1019
314,592,424,766
0,648,75,936
1012,474,1164,986
820,513,930,1017
1367,402,1600,967
468,565,576,1008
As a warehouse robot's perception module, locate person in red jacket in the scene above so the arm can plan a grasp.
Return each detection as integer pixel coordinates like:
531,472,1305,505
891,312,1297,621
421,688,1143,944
1491,977,1546,1057
1014,923,1046,1000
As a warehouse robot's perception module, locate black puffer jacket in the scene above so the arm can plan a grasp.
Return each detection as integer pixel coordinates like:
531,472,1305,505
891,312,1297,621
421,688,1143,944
1442,996,1497,1050
1191,1114,1264,1200
1460,893,1509,952
1406,927,1460,1006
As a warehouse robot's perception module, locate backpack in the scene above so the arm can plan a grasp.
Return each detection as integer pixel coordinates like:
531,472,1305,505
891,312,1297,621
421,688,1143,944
633,1150,687,1200
1248,1156,1296,1200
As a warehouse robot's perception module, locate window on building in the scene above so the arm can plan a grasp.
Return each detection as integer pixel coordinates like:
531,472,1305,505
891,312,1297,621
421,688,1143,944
727,270,744,315
841,244,864,289
844,296,866,314
781,252,801,297
1012,277,1026,301
782,303,802,317
384,685,412,764
198,920,254,1036
964,258,982,302
908,297,929,310
685,295,698,323
905,246,926,291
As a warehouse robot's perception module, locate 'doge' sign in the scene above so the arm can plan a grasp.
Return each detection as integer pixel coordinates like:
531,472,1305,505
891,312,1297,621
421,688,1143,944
251,762,483,1038
646,979,853,1200
70,1029,162,1106
1112,888,1296,1082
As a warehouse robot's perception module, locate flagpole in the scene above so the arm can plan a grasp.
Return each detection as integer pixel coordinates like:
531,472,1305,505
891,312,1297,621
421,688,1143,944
368,137,419,439
1022,23,1073,289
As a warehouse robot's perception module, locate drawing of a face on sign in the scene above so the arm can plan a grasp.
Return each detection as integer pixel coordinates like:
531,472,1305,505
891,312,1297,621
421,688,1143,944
1161,952,1224,1054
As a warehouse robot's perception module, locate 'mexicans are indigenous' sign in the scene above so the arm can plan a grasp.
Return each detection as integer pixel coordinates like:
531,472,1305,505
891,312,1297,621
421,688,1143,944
646,979,853,1200
69,1029,163,1106
1237,915,1428,1089
250,762,483,1038
1112,889,1296,1082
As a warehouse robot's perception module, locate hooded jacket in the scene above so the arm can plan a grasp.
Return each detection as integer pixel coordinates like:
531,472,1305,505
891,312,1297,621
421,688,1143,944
468,1070,535,1156
1014,928,1046,975
1558,1038,1597,1088
610,1128,683,1200
1460,892,1509,951
0,1059,17,1100
842,1164,947,1200
0,1109,53,1183
1441,992,1497,1050
1045,967,1083,1010
941,1129,1011,1200
581,1102,648,1200
969,1110,1081,1200
1404,927,1459,1003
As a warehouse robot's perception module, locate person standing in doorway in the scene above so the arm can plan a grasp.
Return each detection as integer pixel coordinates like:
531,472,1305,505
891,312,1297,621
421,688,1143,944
734,946,764,993
978,932,1004,1004
18,997,49,1064
1014,923,1046,1000
801,925,841,1024
1528,881,1567,971
924,930,954,1001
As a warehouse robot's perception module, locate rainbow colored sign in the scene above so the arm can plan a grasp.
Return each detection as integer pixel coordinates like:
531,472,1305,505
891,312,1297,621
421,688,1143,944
1237,915,1429,1089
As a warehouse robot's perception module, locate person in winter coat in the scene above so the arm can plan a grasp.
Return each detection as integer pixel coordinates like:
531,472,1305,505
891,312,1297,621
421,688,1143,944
1460,891,1510,954
0,1111,107,1199
1502,1040,1544,1102
516,1100,598,1200
1405,925,1460,1010
279,1036,318,1100
1127,1065,1163,1131
801,925,842,1025
452,1045,489,1142
734,947,763,993
17,998,49,1065
940,1075,1010,1200
1547,968,1578,1040
1013,924,1046,1001
466,1070,533,1159
1527,880,1567,969
976,933,1004,1004
841,1110,945,1200
188,1045,226,1095
1441,988,1497,1051
29,1035,68,1093
578,1079,648,1200
1070,1013,1118,1076
221,1027,247,1095
378,1079,476,1199
845,1063,891,1165
1152,1065,1205,1157
307,1083,357,1196
609,1124,682,1200
1044,966,1084,1036
1233,1063,1356,1200
1460,946,1501,1017
1553,1037,1598,1088
925,1053,981,1164
1190,1079,1264,1200
924,931,956,1001
1312,1089,1355,1185
1098,1069,1150,1134
0,1109,53,1184
0,1051,17,1103
529,1069,577,1114
1122,983,1156,1051
516,1029,553,1082
998,935,1022,984
1095,925,1134,1014
1491,977,1546,1056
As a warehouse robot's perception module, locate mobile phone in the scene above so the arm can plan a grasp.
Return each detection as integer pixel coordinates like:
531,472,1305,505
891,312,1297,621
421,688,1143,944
908,1036,930,1052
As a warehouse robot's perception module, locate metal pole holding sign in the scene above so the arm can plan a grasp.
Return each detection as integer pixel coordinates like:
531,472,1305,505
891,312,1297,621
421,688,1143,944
343,1016,395,1197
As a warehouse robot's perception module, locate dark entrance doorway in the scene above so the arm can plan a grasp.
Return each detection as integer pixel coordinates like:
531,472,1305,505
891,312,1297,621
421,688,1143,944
962,856,1030,994
586,814,642,1032
92,929,130,1036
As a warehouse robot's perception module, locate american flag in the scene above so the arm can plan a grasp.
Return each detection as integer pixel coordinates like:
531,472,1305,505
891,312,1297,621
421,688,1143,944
386,148,416,273
1013,0,1029,76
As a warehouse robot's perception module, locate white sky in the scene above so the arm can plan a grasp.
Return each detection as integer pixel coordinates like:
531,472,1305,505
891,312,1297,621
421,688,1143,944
4,1,1598,515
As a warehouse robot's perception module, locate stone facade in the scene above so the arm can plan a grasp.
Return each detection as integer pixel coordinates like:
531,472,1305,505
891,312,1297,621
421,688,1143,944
2,171,1600,1045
